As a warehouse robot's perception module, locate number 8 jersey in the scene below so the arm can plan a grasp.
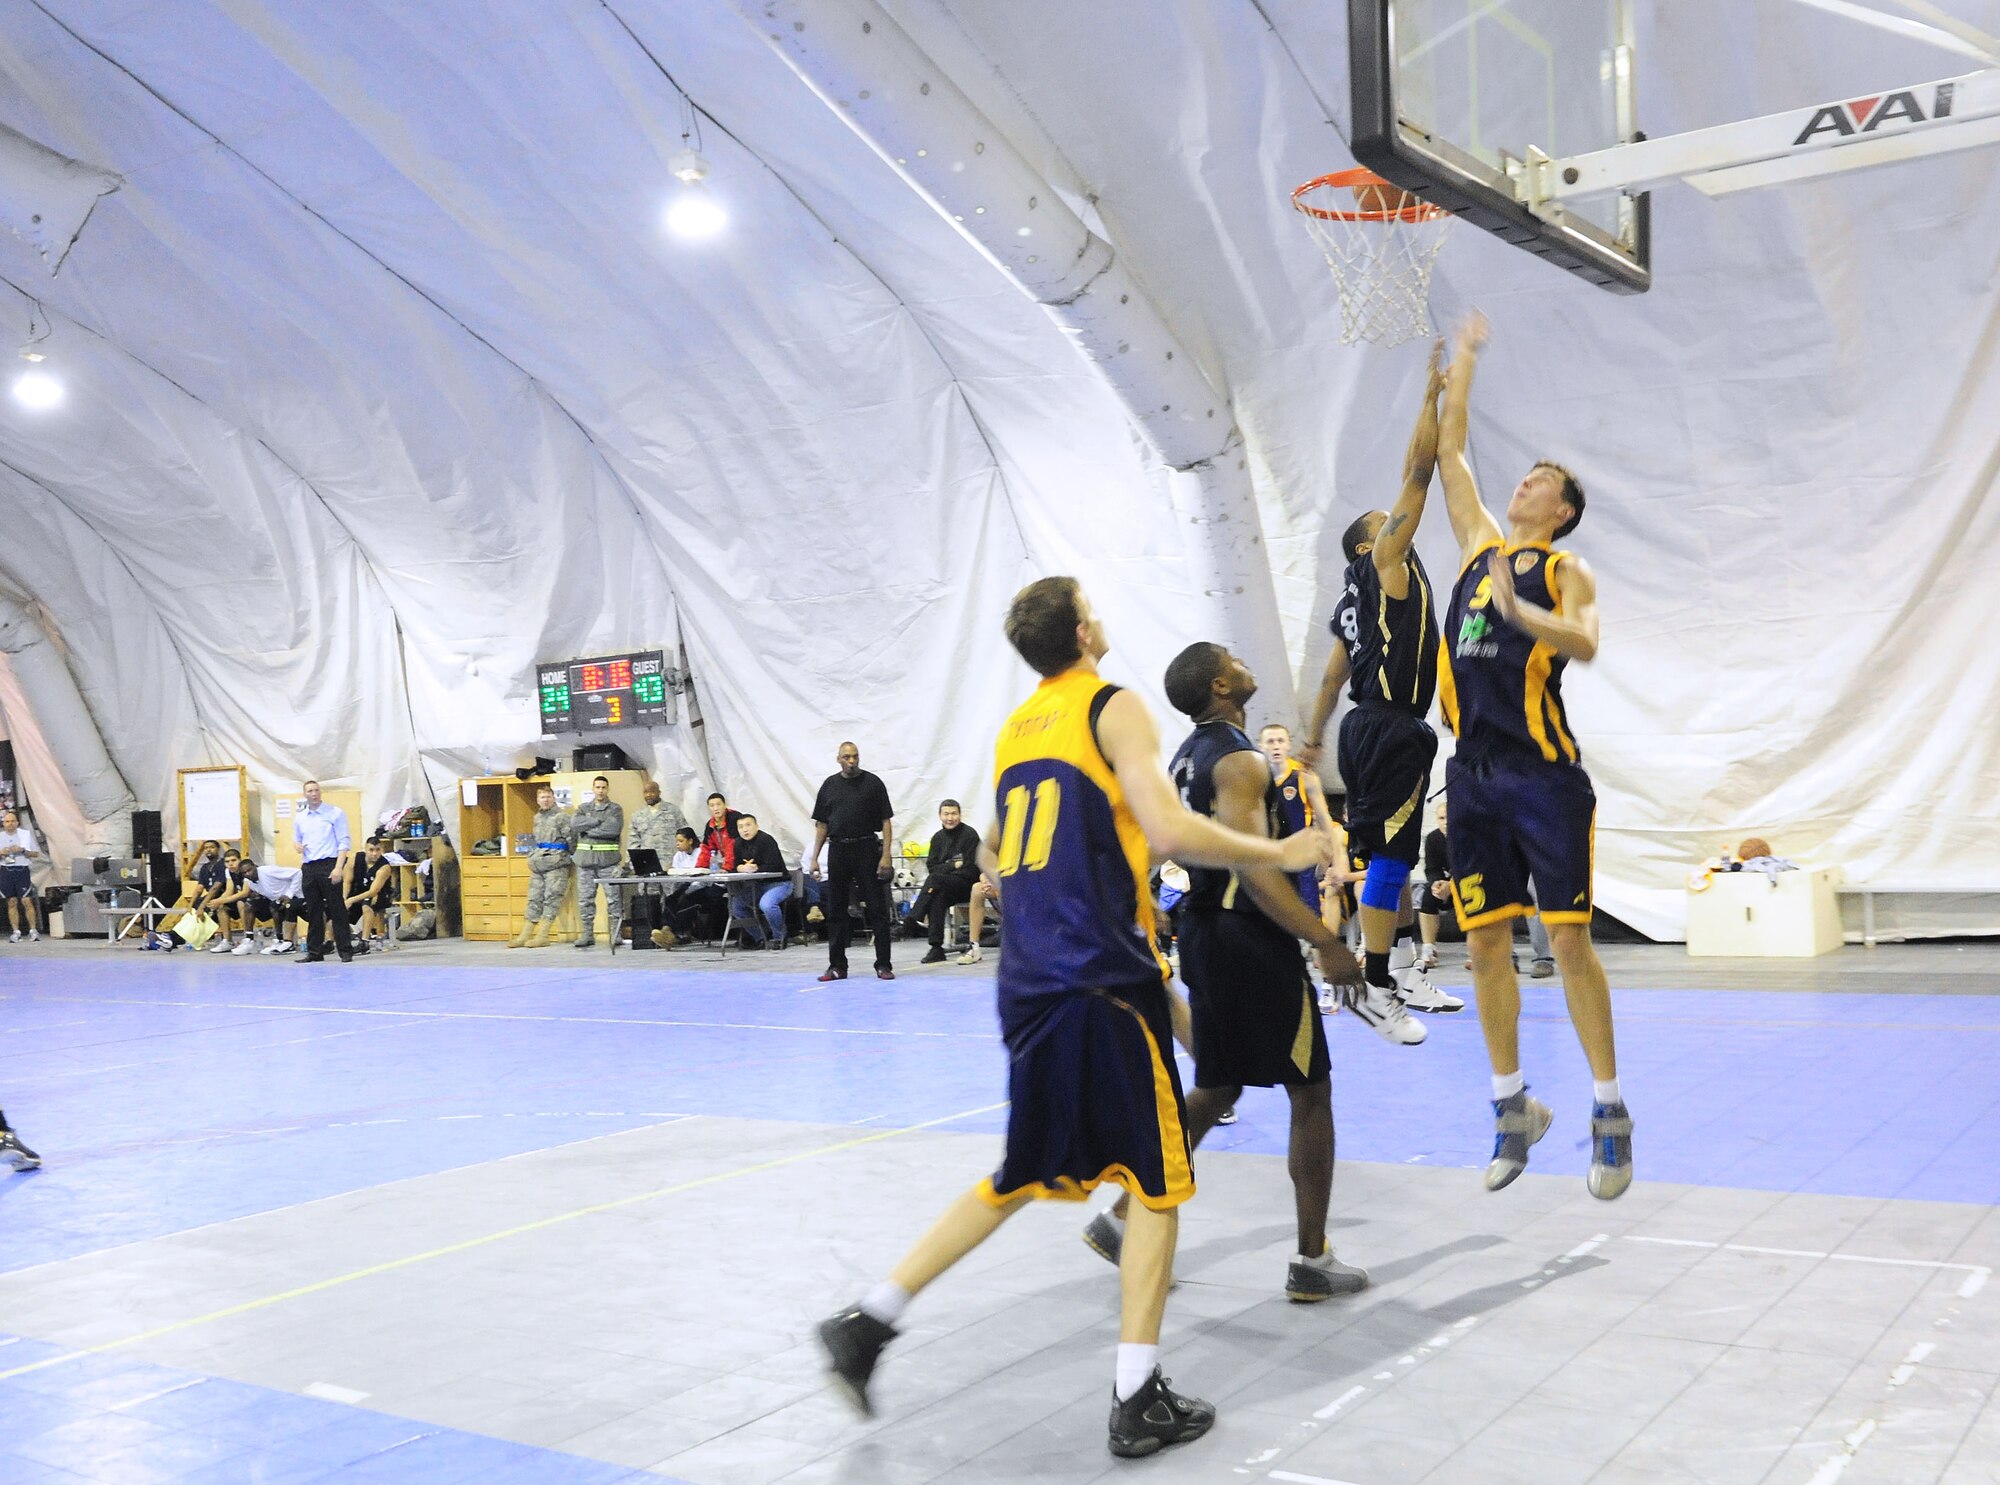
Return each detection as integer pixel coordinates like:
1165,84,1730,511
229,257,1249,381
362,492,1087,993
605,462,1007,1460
993,670,1171,1011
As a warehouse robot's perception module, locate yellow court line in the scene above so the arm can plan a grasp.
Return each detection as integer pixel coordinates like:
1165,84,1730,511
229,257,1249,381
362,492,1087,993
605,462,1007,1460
0,1099,1010,1383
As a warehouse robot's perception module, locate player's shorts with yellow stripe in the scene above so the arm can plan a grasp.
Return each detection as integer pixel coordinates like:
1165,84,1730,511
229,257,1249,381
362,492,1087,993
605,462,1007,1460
1445,749,1596,931
979,980,1194,1212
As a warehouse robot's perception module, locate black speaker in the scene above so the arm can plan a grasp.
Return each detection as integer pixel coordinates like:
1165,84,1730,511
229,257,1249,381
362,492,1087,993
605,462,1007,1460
133,809,163,857
573,744,631,772
146,850,178,897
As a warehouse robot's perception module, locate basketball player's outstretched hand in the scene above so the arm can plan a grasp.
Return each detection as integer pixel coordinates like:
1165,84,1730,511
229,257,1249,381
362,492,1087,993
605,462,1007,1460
1426,338,1446,394
1316,941,1365,990
1485,548,1520,622
1278,831,1338,875
1456,308,1489,354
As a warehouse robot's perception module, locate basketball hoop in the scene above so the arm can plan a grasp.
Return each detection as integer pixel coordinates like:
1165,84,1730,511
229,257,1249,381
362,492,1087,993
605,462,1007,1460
1292,169,1451,348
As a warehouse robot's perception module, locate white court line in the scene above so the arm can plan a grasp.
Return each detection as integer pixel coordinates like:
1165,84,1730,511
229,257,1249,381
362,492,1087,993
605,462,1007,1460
1311,1384,1368,1420
1806,1417,1878,1484
20,993,988,1040
303,1381,370,1405
1622,1235,1992,1296
1269,1472,1366,1485
112,1378,206,1411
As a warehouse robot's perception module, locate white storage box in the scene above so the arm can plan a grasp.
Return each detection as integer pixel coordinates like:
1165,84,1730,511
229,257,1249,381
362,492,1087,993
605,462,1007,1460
1686,867,1843,957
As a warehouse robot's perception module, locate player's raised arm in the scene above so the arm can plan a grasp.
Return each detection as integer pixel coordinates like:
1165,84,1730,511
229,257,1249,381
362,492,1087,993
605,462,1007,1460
1095,690,1331,875
1438,311,1504,563
1370,340,1446,600
1486,549,1601,664
1298,643,1351,773
1208,752,1357,977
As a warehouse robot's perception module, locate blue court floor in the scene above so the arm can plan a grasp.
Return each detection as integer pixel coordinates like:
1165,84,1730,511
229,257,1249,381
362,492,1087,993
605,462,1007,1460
1,943,1996,1483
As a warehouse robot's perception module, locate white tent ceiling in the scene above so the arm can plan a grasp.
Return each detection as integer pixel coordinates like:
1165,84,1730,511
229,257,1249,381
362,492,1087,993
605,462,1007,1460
0,0,1996,938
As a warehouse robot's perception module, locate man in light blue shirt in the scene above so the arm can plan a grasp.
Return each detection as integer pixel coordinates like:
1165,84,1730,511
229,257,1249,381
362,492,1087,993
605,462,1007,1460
293,779,355,963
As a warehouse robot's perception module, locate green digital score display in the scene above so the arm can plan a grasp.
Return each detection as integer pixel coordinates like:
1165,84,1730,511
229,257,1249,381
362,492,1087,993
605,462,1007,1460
537,649,671,732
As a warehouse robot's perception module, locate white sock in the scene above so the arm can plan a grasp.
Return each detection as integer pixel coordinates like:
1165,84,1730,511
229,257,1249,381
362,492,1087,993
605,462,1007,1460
1593,1078,1623,1106
1388,939,1415,972
860,1281,909,1327
1297,1243,1333,1267
1492,1069,1525,1100
1115,1342,1158,1401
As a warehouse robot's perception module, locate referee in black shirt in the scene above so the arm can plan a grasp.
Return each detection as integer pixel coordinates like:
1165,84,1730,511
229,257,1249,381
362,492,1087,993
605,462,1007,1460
811,741,896,982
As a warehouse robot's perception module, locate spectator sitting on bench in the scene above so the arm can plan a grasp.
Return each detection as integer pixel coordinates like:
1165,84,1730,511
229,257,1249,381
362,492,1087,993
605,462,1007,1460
700,792,743,866
671,826,701,872
232,858,304,955
344,838,395,950
204,848,254,952
728,813,790,947
907,799,982,964
651,827,707,948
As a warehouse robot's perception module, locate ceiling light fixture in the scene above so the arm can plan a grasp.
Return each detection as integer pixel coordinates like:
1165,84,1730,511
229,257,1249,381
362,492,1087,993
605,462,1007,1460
11,303,61,409
665,95,725,239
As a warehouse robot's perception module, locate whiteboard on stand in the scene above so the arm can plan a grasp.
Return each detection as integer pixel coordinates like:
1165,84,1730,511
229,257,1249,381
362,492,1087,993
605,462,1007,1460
179,766,248,845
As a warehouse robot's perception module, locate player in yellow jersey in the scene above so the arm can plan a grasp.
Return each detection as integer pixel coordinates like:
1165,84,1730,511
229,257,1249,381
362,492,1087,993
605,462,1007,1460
1435,310,1631,1199
818,577,1335,1460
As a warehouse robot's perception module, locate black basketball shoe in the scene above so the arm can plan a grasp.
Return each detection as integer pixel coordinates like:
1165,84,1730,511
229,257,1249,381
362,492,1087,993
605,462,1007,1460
1107,1368,1216,1458
818,1305,896,1417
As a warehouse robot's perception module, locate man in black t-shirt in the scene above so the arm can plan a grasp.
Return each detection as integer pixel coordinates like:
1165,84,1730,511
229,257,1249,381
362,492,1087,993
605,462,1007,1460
809,742,896,981
906,800,982,963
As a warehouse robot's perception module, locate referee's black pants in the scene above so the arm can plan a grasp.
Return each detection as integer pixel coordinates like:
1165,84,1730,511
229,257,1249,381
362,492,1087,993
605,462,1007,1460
825,837,892,974
301,858,354,961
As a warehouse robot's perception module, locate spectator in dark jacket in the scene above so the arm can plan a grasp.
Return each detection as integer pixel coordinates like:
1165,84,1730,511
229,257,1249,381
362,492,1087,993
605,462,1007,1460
906,800,982,963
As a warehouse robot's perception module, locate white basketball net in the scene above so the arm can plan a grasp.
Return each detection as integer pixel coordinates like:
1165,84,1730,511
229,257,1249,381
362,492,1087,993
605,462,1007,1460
1293,179,1451,349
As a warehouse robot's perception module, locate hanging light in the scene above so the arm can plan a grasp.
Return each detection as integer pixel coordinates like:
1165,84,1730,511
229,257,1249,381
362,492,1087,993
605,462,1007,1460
11,368,63,409
11,305,60,409
666,173,726,239
665,96,725,240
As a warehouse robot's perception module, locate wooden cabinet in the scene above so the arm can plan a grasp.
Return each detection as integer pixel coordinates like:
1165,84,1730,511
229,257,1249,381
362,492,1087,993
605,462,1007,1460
454,771,648,941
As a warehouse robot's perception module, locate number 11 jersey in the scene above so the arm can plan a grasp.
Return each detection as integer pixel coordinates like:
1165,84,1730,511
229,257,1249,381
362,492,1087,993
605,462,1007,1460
992,670,1170,1014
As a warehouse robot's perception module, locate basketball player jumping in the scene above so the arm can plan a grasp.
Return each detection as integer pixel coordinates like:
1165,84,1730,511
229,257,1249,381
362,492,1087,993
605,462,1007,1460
1434,310,1632,1199
1301,341,1461,1039
818,578,1334,1459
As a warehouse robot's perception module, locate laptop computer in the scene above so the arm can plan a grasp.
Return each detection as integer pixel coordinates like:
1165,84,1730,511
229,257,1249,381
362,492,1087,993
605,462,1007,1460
628,848,665,877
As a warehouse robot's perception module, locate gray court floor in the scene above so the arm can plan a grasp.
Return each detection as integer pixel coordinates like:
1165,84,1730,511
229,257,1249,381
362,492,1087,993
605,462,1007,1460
2,1113,1994,1484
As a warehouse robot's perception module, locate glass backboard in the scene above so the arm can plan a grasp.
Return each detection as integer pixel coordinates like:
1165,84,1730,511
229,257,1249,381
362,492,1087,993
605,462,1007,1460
1349,0,1650,293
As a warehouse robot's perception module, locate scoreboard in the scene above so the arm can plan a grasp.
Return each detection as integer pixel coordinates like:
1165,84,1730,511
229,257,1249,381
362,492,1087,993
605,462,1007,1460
537,649,673,732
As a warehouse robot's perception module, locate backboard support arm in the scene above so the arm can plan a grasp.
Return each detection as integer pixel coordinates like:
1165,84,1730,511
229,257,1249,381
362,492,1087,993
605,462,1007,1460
1535,68,2000,202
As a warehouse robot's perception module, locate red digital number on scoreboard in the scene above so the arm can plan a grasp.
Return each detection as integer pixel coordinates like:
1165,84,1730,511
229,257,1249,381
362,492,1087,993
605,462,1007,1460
608,658,632,689
579,664,607,692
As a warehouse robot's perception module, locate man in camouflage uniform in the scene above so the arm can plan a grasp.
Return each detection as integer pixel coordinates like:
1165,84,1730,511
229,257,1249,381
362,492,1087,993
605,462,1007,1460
629,780,687,859
510,784,575,949
571,774,626,949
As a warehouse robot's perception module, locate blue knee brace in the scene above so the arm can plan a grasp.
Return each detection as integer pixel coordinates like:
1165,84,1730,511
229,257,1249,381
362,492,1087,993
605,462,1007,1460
1358,855,1412,912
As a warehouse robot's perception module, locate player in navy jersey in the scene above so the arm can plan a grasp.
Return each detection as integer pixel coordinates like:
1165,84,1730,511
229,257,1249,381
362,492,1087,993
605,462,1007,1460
1079,670,1370,1304
1301,342,1461,1037
1434,310,1632,1200
817,577,1334,1460
1258,723,1336,916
